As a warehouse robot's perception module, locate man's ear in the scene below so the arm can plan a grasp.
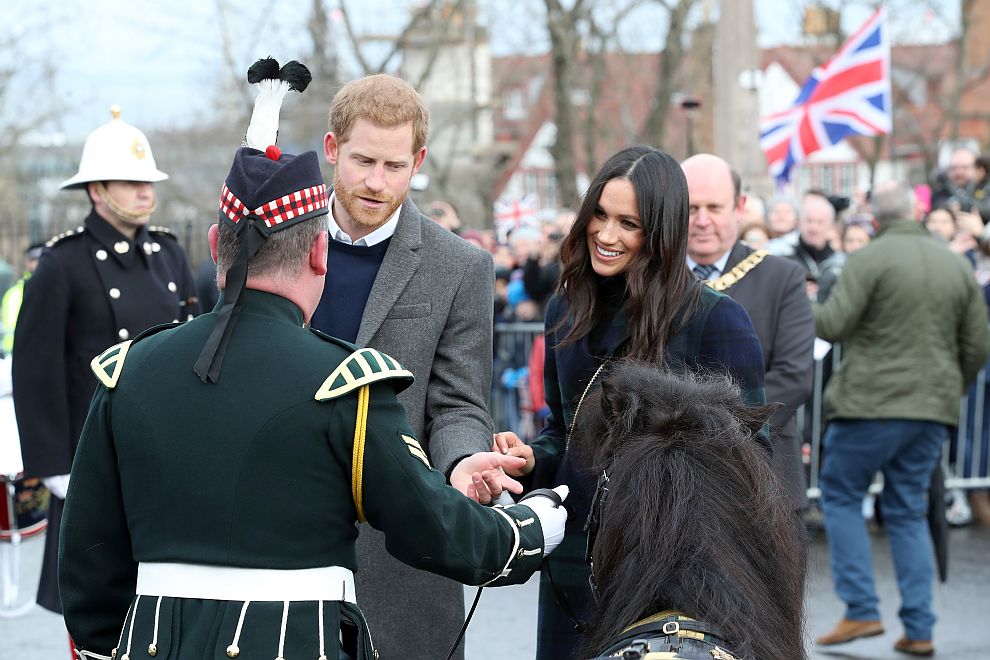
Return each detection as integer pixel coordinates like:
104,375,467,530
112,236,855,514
208,224,220,264
411,146,427,174
324,132,339,166
735,193,748,215
310,229,328,276
86,182,100,205
207,224,225,289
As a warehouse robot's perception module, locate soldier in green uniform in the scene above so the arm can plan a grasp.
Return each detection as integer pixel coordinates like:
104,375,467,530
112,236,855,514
57,77,567,659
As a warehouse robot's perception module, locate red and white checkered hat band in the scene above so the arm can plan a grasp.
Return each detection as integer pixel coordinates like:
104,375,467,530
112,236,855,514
219,183,328,228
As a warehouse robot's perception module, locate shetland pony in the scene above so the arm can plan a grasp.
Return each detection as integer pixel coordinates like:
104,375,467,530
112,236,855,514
573,363,806,659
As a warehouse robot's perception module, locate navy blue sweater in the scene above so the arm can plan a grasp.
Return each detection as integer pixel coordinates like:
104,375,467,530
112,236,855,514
310,237,391,343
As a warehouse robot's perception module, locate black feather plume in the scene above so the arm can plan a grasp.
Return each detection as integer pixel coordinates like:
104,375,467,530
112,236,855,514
247,57,280,83
279,61,312,93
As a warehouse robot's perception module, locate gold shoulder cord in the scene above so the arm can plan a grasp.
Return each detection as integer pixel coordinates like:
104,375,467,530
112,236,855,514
352,385,370,523
705,249,769,291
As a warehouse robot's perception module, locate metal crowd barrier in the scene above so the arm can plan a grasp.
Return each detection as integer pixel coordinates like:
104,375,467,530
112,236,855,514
492,324,990,499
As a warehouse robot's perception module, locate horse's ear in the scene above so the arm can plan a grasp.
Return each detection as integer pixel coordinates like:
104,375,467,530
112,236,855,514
600,378,618,420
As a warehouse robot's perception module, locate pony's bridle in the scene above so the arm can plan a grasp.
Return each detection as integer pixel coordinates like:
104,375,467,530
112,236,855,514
585,465,611,604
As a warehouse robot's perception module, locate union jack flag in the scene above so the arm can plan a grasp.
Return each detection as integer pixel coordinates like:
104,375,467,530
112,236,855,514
759,7,891,184
494,193,540,243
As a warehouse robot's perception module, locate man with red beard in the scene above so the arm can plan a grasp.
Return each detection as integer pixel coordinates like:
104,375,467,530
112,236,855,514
311,74,497,659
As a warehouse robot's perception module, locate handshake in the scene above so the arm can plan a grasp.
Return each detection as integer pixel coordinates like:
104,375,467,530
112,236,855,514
450,432,565,555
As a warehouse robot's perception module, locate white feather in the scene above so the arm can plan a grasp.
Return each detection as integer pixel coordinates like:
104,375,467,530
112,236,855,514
245,78,291,150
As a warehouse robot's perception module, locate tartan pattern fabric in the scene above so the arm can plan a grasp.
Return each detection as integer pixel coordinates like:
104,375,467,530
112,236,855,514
529,285,767,659
219,182,328,229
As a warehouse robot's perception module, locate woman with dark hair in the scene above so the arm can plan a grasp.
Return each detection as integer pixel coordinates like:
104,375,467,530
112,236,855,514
493,145,767,659
577,364,806,660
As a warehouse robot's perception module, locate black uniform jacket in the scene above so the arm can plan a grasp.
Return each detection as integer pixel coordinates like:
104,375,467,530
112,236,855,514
12,210,198,478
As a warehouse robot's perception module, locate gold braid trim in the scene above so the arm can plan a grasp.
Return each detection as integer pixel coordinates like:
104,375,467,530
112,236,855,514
704,249,769,291
351,385,370,523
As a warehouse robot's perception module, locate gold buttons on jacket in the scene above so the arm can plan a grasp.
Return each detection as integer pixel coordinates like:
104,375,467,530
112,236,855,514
96,249,108,261
143,242,153,255
109,288,121,299
147,643,157,656
118,328,130,340
168,281,177,293
114,241,130,254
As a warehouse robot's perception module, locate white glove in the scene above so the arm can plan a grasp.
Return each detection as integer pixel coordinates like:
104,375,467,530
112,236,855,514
520,485,569,555
43,474,70,500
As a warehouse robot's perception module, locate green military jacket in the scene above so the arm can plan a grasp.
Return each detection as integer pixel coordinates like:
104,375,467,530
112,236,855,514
814,220,990,425
59,289,545,659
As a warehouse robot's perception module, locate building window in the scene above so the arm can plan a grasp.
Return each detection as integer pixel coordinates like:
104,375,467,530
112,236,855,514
504,89,525,121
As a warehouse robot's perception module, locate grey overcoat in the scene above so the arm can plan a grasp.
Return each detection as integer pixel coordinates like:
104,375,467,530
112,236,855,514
352,199,495,659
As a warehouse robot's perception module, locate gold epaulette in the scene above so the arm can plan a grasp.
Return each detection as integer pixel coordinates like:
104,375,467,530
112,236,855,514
705,249,769,291
315,348,414,401
90,341,133,389
44,226,85,248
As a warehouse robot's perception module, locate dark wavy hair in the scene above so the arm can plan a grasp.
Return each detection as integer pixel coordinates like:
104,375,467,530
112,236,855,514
573,362,807,660
556,145,701,362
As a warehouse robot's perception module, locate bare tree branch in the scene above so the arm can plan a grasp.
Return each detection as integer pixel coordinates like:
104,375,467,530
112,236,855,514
337,0,374,74
411,0,465,89
637,0,695,147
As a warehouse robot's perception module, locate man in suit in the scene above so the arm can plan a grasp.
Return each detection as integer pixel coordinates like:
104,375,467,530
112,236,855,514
311,74,497,659
681,153,815,509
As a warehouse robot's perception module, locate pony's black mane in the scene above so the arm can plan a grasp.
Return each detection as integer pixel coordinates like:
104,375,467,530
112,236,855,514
573,362,806,659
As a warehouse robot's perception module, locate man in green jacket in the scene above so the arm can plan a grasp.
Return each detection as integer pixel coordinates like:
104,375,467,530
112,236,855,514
814,182,990,657
58,143,568,660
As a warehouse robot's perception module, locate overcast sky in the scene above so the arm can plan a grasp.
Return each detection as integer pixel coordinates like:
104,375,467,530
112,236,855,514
5,0,958,142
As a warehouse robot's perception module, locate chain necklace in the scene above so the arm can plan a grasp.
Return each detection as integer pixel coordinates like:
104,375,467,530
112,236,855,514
566,356,612,452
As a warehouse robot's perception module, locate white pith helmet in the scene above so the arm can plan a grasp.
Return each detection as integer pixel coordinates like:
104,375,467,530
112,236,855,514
60,105,168,190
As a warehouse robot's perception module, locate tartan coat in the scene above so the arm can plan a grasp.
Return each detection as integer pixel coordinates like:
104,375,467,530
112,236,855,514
59,290,544,660
528,283,767,660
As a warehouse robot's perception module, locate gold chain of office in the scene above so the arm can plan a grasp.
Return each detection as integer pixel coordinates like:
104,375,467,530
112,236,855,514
704,249,769,291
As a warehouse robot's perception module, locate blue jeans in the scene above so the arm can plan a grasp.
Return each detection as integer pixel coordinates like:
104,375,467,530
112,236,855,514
820,419,944,641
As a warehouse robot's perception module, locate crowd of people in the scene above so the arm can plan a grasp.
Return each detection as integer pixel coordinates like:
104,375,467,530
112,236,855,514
3,64,989,660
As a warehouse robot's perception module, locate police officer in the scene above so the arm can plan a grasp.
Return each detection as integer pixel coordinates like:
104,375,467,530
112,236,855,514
12,107,199,615
58,139,567,659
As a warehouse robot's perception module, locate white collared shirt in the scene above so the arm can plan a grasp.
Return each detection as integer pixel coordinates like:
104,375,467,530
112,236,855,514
326,192,401,247
686,250,732,280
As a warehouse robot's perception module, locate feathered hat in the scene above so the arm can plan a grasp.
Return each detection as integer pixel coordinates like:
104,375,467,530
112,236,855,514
193,58,326,384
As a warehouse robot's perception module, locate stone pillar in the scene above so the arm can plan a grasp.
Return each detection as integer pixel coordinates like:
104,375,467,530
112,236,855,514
713,0,771,196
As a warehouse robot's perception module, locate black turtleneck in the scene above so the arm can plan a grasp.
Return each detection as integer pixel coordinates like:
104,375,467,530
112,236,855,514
588,276,627,356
